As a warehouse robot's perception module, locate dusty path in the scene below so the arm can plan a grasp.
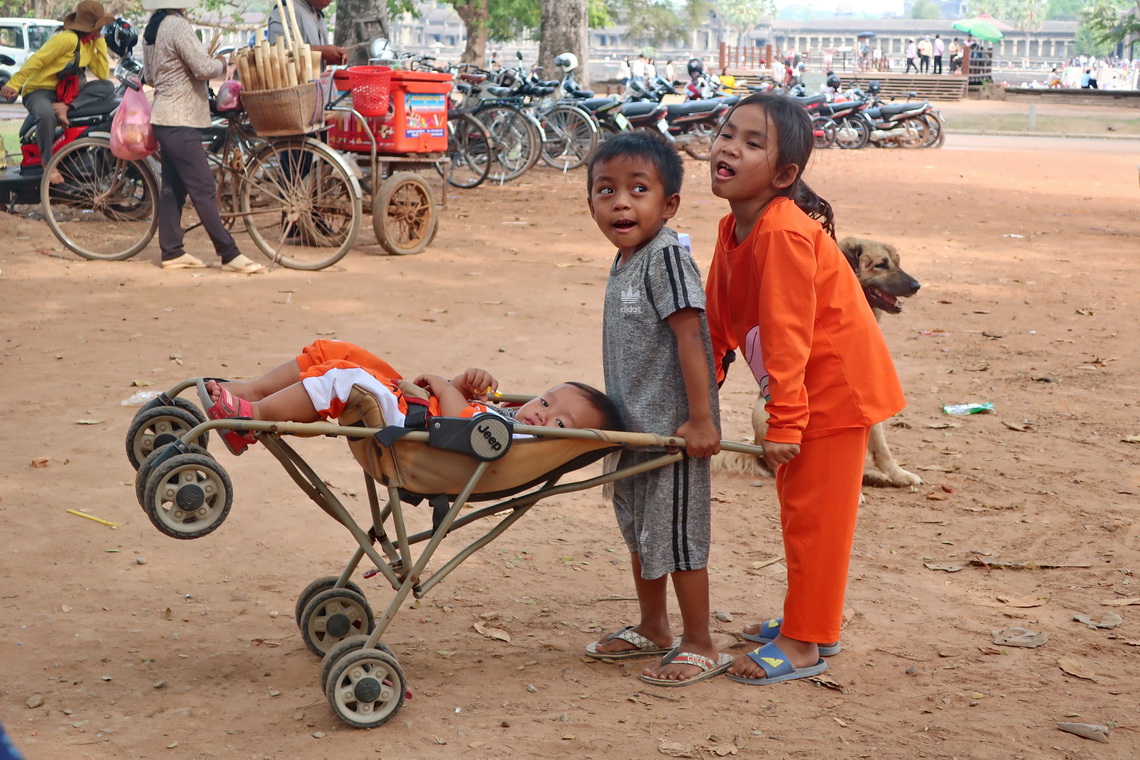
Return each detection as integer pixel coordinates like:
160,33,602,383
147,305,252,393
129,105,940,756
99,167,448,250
1,133,1138,759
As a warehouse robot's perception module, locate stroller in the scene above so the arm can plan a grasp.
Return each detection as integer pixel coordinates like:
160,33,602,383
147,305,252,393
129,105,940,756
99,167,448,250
126,378,761,728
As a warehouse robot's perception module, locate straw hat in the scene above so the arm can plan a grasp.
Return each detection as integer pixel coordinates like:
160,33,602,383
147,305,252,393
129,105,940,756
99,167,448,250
63,0,115,33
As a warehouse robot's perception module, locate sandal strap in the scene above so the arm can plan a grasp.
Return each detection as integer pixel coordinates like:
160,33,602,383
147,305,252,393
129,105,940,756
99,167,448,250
605,626,657,652
746,642,795,679
661,650,717,672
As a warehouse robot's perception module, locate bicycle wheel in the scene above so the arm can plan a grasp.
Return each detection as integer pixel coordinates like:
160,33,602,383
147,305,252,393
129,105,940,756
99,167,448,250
540,105,598,170
239,138,362,271
437,113,492,189
475,104,541,183
40,137,159,261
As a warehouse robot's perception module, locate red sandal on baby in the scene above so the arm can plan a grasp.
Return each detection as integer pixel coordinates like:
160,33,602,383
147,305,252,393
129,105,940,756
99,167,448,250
206,386,258,455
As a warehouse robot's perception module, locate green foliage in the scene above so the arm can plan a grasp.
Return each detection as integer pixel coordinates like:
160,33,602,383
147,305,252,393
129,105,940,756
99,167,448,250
910,0,942,20
587,0,611,28
600,0,710,46
1007,0,1047,32
967,0,1010,17
717,0,774,32
1082,0,1140,47
1073,21,1115,55
441,0,539,43
1045,0,1083,20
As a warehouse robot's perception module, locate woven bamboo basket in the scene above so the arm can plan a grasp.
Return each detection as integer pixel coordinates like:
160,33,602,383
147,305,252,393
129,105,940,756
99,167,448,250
241,81,322,137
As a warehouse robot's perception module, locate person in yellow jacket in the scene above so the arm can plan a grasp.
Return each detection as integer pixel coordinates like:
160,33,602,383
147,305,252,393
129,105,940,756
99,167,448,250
0,1,116,181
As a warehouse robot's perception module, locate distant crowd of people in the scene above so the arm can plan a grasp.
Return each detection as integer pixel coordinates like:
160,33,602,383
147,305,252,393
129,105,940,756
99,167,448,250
1026,56,1140,90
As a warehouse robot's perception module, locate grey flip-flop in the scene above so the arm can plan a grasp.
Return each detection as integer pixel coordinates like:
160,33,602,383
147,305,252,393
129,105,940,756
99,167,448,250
584,625,677,661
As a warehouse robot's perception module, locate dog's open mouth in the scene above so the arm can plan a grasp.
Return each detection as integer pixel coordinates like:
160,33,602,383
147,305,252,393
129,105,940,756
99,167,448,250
865,286,904,314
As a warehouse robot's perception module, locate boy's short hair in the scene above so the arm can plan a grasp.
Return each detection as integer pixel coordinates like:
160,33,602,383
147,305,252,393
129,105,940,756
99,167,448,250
586,132,684,198
566,381,624,431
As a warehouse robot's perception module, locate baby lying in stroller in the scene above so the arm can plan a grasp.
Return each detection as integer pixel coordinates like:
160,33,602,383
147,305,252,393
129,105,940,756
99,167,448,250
205,339,622,454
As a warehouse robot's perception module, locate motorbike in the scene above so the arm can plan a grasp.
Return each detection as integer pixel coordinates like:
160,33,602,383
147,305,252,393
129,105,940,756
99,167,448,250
626,76,730,160
815,96,874,150
1,22,145,209
854,85,945,148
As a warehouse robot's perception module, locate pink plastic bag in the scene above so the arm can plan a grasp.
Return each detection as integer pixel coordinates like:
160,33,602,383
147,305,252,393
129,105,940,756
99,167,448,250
110,85,157,161
216,78,243,111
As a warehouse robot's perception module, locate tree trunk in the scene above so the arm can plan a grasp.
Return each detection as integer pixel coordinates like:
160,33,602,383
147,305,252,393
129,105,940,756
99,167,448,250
453,0,490,66
333,0,391,66
539,0,587,86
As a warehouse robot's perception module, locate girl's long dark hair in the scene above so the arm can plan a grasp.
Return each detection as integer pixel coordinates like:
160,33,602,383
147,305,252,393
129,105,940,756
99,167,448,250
723,92,836,239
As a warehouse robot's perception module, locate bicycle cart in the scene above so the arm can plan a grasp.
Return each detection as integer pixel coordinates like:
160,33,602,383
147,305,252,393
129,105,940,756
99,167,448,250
325,67,451,256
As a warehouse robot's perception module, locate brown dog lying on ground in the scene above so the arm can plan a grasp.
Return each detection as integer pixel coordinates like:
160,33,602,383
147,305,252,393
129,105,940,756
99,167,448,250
711,236,922,487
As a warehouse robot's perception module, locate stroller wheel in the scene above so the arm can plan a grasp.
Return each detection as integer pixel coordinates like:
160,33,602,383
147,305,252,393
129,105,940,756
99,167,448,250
142,453,233,539
295,576,366,630
126,405,209,470
135,442,211,509
130,395,207,426
300,588,376,657
325,647,406,728
319,634,396,689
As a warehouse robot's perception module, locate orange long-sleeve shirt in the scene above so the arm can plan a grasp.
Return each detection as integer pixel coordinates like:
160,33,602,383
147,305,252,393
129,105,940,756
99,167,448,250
705,197,906,445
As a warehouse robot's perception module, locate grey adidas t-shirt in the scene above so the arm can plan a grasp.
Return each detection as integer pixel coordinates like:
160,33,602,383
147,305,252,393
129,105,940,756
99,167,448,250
602,226,720,437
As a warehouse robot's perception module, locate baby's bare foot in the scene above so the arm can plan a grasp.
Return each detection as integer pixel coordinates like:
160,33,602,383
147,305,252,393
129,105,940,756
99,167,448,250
206,379,224,404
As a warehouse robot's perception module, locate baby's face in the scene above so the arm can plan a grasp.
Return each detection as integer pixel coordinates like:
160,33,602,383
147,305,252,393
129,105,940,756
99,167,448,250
513,384,602,430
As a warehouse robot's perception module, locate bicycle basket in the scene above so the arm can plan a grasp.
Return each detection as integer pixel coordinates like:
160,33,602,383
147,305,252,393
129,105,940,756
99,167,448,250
346,65,393,117
242,81,323,137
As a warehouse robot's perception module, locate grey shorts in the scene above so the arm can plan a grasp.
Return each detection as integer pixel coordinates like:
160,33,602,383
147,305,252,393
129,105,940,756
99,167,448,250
612,450,711,580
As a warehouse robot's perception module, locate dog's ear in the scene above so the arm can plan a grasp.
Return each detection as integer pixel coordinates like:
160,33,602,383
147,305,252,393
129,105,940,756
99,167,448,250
837,237,860,271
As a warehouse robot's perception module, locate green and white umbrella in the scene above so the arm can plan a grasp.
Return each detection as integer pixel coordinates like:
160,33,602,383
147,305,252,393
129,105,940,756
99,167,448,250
951,15,1006,43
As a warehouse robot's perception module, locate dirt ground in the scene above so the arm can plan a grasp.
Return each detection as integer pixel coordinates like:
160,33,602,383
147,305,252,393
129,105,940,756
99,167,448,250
2,128,1139,760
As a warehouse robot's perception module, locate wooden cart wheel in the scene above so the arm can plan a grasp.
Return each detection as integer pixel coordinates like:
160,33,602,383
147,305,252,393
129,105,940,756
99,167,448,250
372,171,437,256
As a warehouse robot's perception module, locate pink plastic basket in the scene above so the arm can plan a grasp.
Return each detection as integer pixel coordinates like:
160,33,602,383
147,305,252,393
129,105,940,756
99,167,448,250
347,65,393,117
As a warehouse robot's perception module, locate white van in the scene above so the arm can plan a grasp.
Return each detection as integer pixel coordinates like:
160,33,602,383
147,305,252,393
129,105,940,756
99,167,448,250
0,17,64,88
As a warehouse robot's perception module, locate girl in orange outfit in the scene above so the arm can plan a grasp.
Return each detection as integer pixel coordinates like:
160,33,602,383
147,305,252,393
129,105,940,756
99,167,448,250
704,93,906,685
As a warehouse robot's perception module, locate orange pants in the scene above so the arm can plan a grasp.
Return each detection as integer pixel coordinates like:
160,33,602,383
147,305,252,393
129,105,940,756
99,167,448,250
296,340,402,381
775,426,870,644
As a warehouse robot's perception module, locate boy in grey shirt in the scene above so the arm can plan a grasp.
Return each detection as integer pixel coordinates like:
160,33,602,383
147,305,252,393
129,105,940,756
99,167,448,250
583,133,729,687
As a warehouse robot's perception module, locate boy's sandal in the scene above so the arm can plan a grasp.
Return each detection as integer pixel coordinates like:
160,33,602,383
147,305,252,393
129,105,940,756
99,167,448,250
584,625,677,661
639,649,734,687
726,641,829,686
740,617,842,657
206,386,257,455
221,254,267,274
162,253,207,269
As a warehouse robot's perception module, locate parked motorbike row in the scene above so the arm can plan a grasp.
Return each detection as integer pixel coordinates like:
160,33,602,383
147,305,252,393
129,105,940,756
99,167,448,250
786,81,946,150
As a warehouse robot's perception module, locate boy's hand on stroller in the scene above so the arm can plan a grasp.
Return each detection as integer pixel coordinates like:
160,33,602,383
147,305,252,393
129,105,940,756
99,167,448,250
762,440,800,469
451,368,497,400
676,418,720,458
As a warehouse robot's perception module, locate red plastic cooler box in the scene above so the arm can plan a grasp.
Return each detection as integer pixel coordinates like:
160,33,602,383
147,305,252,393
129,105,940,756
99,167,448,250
329,70,451,154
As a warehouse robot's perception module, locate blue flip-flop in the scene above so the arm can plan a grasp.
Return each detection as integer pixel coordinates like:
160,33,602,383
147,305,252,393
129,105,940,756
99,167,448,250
739,617,842,657
727,640,829,685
